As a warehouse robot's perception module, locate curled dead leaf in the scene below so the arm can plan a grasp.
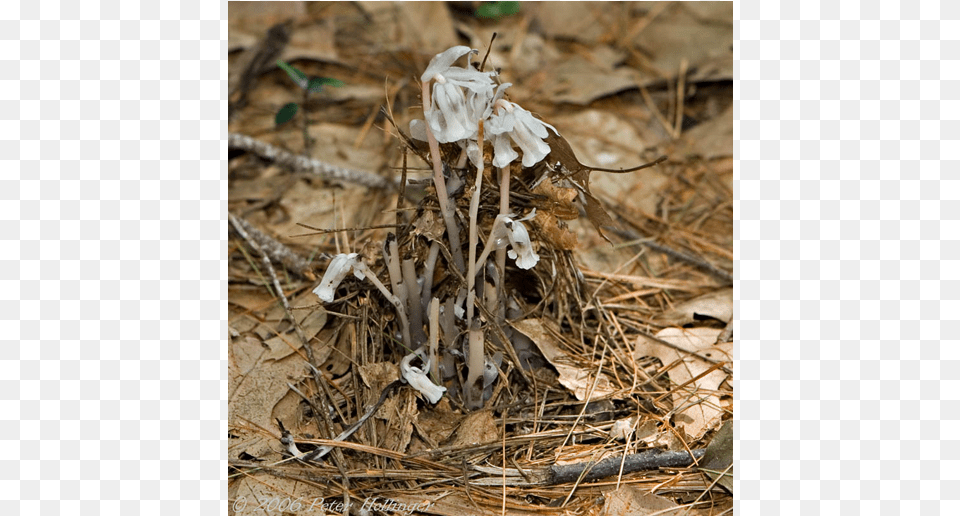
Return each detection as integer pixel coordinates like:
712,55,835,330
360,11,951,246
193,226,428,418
512,319,618,400
657,288,732,326
634,328,732,440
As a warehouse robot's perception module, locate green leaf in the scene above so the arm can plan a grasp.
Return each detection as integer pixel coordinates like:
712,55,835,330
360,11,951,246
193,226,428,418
276,60,309,90
476,1,520,19
307,77,345,94
275,102,299,126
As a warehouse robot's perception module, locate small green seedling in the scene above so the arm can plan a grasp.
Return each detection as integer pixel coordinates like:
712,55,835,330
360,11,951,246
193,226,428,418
275,60,344,153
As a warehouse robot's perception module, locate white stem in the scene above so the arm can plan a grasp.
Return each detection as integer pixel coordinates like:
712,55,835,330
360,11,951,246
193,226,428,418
466,326,485,409
420,241,441,315
495,165,510,322
356,263,411,350
466,120,485,327
402,257,426,344
386,237,407,308
420,80,465,273
441,297,456,348
464,120,487,408
429,297,440,382
473,217,504,273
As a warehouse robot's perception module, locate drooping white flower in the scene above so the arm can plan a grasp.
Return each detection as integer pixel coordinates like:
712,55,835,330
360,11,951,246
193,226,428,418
420,46,474,83
427,75,472,143
489,209,539,270
503,211,540,269
280,433,303,456
487,99,558,168
313,253,364,302
400,352,446,404
422,47,497,95
420,47,498,143
492,136,520,167
411,46,559,170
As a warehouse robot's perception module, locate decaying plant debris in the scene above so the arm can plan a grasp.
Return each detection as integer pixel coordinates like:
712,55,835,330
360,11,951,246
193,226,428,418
229,3,732,515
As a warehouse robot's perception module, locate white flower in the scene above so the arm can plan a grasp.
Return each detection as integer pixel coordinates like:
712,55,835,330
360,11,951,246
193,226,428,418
410,46,558,170
420,46,474,82
504,215,539,270
491,209,540,270
488,100,558,168
313,253,364,302
489,130,518,169
421,46,497,93
400,352,446,404
420,46,497,143
428,76,472,143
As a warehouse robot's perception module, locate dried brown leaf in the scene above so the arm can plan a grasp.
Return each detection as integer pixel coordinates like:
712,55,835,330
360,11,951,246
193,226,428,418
699,419,733,493
448,410,498,448
632,2,733,82
674,104,734,159
355,1,458,51
533,2,623,44
376,389,418,453
656,288,732,326
261,309,328,362
601,485,679,516
279,16,339,64
512,319,618,401
230,351,308,443
538,47,637,105
634,328,732,439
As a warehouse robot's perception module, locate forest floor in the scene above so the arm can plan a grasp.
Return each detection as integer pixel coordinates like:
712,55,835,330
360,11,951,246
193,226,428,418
227,3,733,515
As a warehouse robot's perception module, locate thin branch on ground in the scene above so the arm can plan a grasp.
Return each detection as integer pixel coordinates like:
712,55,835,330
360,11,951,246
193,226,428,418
229,212,314,363
547,448,706,485
229,132,397,190
229,212,319,279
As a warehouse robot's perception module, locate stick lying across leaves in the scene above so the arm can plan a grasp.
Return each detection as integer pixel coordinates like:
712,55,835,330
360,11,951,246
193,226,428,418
229,132,398,190
464,448,707,487
547,448,705,485
229,212,318,279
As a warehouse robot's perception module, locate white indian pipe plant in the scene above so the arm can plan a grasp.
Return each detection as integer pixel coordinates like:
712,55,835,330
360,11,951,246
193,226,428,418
312,253,412,350
313,45,560,408
415,46,557,407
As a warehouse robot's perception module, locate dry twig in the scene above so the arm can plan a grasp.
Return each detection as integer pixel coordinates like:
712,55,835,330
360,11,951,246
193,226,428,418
229,212,318,279
229,132,397,190
229,212,313,361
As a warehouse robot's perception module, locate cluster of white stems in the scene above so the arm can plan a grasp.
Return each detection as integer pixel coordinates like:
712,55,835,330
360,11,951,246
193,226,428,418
313,46,556,405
